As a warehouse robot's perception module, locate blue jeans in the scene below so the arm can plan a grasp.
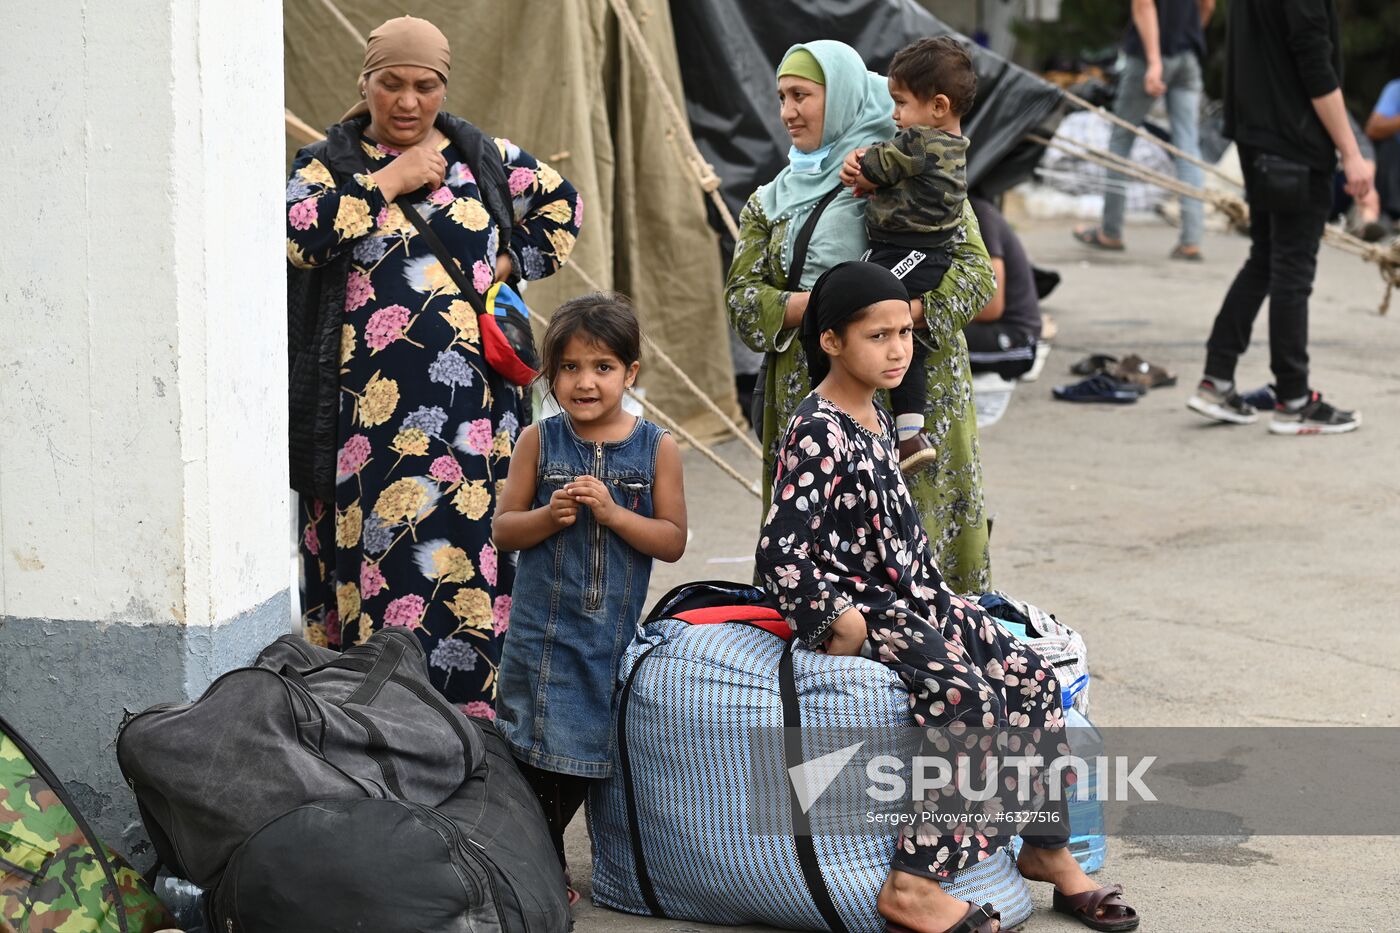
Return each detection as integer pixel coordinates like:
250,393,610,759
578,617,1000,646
1101,53,1205,248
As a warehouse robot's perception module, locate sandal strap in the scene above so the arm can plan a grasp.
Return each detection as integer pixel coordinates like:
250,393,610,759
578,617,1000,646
953,902,1001,933
1061,884,1135,920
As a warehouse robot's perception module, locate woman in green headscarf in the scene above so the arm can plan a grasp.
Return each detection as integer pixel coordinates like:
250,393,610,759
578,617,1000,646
726,40,994,593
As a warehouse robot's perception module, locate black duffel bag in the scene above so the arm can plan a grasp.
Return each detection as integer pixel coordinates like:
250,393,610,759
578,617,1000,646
117,630,484,888
210,719,571,933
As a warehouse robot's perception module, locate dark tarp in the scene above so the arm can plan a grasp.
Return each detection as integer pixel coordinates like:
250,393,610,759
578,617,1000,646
668,0,1066,241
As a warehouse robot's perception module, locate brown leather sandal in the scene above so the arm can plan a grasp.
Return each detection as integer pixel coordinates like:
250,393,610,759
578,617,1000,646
1052,884,1139,931
885,901,1000,933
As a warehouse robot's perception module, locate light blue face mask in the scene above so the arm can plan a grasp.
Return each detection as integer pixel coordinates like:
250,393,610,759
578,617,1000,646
787,143,833,174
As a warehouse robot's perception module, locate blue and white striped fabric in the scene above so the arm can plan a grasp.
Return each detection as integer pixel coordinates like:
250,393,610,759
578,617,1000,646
587,614,1035,932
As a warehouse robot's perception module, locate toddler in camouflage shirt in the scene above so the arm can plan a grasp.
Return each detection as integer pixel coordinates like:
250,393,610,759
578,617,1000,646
840,36,976,474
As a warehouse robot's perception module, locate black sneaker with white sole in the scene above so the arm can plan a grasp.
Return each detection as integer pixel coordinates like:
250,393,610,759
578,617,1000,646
1268,392,1360,435
1186,380,1258,425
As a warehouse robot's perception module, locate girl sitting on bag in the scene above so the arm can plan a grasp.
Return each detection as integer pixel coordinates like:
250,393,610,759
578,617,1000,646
755,261,1139,933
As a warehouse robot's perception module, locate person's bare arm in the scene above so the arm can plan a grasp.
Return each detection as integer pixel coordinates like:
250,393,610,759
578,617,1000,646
820,606,867,656
973,257,1007,323
783,291,810,328
491,426,577,552
1311,89,1375,199
1365,111,1400,142
1198,0,1215,26
1132,0,1166,97
567,434,688,562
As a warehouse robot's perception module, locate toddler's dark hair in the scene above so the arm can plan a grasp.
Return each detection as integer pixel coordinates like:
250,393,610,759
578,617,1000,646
540,292,642,386
887,36,977,117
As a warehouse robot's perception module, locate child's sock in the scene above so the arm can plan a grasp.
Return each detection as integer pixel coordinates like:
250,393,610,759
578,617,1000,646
896,414,924,440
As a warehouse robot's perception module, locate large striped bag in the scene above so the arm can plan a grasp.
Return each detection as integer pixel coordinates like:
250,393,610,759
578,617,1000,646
587,582,1034,933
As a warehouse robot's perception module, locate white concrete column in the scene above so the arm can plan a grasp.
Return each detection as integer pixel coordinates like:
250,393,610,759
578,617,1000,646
0,0,289,853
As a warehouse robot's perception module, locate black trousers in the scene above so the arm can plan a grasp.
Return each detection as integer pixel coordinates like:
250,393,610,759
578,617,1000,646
517,759,594,869
865,243,951,420
1204,146,1331,401
1378,136,1400,220
964,321,1037,380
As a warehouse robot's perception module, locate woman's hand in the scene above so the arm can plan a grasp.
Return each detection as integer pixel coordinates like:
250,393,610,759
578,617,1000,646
821,606,867,656
371,144,447,202
494,251,514,284
566,475,617,526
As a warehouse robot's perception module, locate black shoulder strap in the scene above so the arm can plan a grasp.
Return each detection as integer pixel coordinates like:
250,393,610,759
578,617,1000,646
786,185,844,289
399,202,489,315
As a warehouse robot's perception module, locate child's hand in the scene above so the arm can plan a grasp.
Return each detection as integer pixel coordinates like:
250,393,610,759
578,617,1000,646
548,488,579,529
838,148,866,187
566,475,617,526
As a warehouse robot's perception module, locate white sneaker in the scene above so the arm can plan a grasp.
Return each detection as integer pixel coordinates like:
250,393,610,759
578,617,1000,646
1187,380,1258,425
1268,392,1360,435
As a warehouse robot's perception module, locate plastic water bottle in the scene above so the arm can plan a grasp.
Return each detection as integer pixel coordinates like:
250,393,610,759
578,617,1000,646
1064,708,1106,874
154,870,208,933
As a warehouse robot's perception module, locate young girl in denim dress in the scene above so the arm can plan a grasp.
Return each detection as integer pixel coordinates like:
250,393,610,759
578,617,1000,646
493,293,687,900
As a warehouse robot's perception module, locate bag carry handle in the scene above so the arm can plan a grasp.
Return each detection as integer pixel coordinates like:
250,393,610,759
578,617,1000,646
672,604,792,641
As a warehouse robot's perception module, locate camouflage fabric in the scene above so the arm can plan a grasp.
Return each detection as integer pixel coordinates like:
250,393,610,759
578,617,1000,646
0,730,173,933
859,125,969,247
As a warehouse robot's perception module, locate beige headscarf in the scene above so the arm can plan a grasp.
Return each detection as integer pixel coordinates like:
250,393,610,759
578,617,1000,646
340,16,451,122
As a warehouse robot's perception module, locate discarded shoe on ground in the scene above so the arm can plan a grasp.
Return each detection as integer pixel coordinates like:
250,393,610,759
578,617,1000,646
1108,354,1177,389
1052,373,1141,404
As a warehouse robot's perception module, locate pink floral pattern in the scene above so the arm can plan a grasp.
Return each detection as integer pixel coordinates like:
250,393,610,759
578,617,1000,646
345,270,374,312
461,701,495,721
365,304,412,351
479,543,498,588
361,561,387,599
508,167,536,196
492,594,511,635
289,197,318,231
384,594,425,628
337,434,372,475
471,260,492,295
459,418,494,455
429,455,463,484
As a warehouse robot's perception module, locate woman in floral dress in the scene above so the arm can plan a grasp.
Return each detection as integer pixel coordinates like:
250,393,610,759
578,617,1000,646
286,16,581,707
725,40,994,593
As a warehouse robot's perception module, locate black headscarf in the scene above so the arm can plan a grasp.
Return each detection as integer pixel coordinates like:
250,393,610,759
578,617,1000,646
800,260,910,385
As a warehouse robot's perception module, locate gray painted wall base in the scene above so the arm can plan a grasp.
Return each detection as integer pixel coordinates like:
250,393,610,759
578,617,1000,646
0,589,293,860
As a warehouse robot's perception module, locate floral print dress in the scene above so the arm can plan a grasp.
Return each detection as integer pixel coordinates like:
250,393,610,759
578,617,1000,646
286,132,581,708
726,196,994,594
756,394,1067,880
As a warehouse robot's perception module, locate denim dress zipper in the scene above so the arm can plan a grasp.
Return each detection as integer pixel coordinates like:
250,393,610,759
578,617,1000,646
587,442,604,611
